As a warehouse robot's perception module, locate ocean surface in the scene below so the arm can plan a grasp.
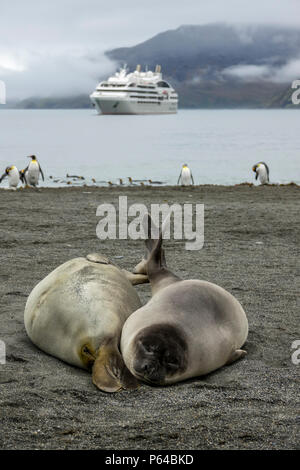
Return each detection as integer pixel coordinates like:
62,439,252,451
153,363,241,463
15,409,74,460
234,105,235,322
0,109,299,187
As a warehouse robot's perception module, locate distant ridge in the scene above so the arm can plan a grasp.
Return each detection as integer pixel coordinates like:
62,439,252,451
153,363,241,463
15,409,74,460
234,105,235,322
14,94,92,109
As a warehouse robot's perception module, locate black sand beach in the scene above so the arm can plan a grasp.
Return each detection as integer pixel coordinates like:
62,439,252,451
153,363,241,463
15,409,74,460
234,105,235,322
0,184,299,450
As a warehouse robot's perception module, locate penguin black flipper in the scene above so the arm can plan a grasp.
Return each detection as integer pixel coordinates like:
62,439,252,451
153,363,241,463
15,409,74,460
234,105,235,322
191,172,195,185
39,164,45,181
177,172,181,185
261,162,270,182
0,173,7,183
255,172,258,180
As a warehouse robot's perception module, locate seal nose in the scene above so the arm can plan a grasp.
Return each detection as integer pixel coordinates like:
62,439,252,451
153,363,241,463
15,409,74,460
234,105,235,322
136,359,154,376
143,362,152,374
140,361,162,383
138,360,151,374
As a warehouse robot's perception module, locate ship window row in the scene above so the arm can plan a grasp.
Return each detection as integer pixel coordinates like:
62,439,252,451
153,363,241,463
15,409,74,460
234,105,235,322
99,83,157,91
129,94,159,97
130,95,167,100
131,90,158,94
137,101,161,105
136,85,156,89
97,89,133,93
99,82,172,89
100,83,126,87
97,89,128,92
98,89,159,95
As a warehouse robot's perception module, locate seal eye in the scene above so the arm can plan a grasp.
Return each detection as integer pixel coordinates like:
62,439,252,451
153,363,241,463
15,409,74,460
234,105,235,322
167,362,178,370
138,340,157,355
164,354,179,371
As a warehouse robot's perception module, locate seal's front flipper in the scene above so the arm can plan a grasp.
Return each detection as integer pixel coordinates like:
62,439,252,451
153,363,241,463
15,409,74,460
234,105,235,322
226,349,247,365
92,343,139,393
119,360,140,390
122,269,149,286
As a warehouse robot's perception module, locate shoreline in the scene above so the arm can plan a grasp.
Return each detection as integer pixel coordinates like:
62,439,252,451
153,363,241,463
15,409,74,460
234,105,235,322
0,182,299,191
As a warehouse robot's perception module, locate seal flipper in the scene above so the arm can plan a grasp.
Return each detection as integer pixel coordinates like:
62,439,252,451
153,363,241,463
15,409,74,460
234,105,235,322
122,269,149,286
133,213,167,275
92,342,139,392
137,214,180,296
226,349,247,365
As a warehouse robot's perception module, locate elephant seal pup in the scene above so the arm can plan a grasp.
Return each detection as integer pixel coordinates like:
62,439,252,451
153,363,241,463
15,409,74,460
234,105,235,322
120,216,248,386
24,253,148,392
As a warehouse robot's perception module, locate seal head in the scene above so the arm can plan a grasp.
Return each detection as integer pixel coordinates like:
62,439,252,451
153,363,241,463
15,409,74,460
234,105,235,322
132,324,188,385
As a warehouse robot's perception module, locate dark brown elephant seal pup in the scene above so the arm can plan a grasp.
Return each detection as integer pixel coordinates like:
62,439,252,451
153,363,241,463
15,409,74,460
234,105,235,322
120,216,248,386
24,253,148,393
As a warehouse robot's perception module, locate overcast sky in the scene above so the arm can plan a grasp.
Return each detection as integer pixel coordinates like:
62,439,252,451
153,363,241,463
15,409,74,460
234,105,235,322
1,0,300,99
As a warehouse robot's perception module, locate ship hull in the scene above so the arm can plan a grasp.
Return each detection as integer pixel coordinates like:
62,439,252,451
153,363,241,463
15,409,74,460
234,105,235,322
90,95,177,115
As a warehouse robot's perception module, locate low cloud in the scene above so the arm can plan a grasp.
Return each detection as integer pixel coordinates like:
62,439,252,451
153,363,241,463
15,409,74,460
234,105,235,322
222,58,300,83
223,64,270,81
273,58,300,82
0,49,116,101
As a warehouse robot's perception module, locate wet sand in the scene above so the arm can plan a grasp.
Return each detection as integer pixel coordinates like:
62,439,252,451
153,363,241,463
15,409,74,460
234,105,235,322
0,184,299,450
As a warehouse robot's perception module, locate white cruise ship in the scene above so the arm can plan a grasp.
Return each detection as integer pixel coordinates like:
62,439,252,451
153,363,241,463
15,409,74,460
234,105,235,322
90,65,178,115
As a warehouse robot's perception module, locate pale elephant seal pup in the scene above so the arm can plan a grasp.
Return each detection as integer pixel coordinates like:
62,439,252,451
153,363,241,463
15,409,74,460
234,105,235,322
24,253,148,392
121,216,248,386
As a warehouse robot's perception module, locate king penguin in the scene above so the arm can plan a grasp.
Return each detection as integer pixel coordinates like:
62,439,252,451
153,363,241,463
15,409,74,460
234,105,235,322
0,166,20,190
177,163,194,186
19,169,27,186
252,162,269,185
24,155,44,187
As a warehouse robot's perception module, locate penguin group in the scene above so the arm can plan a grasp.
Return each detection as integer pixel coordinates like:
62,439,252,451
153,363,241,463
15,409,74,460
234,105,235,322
89,162,270,187
126,177,166,186
0,155,44,190
96,161,271,187
0,157,271,189
175,161,270,186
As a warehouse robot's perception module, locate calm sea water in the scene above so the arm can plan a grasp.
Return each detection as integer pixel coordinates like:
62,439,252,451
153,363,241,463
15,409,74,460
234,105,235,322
0,109,299,186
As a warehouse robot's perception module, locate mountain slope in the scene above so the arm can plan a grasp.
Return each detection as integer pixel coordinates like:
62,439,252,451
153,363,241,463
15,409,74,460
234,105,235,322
267,83,300,108
106,23,300,108
107,24,300,77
